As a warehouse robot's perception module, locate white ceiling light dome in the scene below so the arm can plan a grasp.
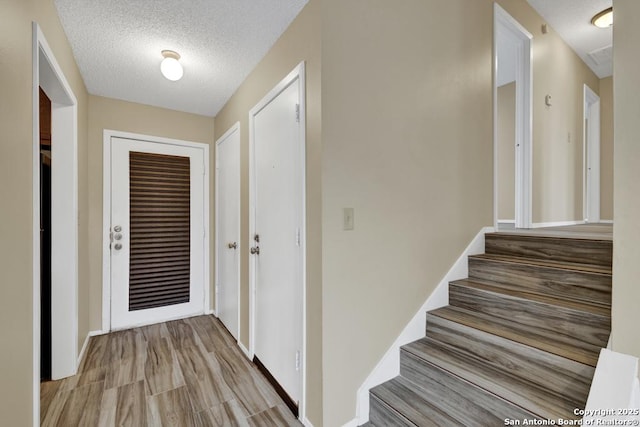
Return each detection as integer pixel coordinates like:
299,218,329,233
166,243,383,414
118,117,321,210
160,50,183,81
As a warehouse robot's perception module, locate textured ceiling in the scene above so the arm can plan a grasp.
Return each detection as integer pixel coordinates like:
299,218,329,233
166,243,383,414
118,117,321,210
527,0,613,78
54,0,309,117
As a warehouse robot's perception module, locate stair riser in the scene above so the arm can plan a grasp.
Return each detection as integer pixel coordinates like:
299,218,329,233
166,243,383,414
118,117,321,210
449,283,610,348
399,350,540,424
369,395,414,427
422,314,594,398
485,234,612,267
468,257,611,307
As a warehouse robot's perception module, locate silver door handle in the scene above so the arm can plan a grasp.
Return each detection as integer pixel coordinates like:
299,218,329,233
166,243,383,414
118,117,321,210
250,246,260,255
228,242,237,249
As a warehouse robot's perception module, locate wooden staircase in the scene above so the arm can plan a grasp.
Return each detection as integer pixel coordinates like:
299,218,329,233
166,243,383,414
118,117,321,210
363,232,612,426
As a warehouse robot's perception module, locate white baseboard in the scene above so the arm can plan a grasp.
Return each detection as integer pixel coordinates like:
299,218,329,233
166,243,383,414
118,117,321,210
302,417,315,427
599,220,614,224
206,309,216,316
238,341,251,360
352,226,494,425
530,220,585,228
77,329,107,370
497,219,515,224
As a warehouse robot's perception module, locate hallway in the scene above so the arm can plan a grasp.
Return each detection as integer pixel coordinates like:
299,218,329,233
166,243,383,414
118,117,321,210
40,315,300,426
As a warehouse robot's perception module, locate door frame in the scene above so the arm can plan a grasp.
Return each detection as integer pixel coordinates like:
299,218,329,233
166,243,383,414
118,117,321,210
214,122,241,339
102,130,210,332
32,22,79,423
583,84,601,223
248,61,307,420
494,4,533,229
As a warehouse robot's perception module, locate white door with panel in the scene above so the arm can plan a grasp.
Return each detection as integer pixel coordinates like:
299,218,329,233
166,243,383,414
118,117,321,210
216,125,241,340
110,137,205,330
250,66,305,409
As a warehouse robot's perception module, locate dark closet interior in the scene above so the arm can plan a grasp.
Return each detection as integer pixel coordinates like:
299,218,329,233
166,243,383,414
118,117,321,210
40,87,52,382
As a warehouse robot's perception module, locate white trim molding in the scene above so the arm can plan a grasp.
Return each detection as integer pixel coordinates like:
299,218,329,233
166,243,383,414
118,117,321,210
101,130,210,332
352,227,494,425
531,220,586,228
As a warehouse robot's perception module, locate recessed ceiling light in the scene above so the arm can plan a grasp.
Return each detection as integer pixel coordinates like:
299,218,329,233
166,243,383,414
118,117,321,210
160,50,183,81
591,7,613,29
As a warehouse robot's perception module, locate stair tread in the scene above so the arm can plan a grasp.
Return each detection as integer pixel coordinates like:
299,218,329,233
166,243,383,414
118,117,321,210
403,337,584,420
371,375,536,427
421,313,594,399
450,278,610,316
469,253,612,275
429,305,603,366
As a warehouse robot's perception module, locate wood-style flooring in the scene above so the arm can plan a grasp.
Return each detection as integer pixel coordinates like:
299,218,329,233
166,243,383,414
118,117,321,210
41,315,301,427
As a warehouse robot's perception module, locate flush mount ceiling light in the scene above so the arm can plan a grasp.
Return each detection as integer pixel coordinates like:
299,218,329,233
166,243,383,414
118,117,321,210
591,7,613,28
160,50,183,81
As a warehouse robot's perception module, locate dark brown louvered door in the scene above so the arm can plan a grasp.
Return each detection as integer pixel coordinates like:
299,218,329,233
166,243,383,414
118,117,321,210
128,151,191,311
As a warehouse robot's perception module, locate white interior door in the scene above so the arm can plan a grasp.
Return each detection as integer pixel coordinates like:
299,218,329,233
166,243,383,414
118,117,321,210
215,125,241,340
250,69,304,409
110,136,205,330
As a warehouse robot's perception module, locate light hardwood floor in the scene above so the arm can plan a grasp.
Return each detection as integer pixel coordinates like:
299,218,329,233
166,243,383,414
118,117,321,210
41,315,301,427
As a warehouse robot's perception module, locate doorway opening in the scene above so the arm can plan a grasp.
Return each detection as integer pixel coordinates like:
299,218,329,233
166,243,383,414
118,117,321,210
39,87,52,382
494,4,533,230
33,22,80,424
583,84,601,223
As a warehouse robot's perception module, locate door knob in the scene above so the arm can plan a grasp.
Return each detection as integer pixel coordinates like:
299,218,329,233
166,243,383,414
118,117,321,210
228,242,237,249
250,246,260,255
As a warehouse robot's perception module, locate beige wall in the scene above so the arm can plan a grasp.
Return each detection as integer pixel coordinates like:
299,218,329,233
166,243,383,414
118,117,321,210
213,0,322,424
0,0,90,424
322,0,494,424
498,82,516,220
497,0,601,224
599,76,614,221
87,95,215,330
612,0,640,364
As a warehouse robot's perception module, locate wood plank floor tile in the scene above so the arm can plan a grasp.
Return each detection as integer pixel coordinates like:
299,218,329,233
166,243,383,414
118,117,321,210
195,399,250,427
187,315,236,352
78,333,110,373
247,405,300,427
212,347,281,416
40,380,62,425
176,344,234,411
104,354,146,389
147,386,197,427
57,381,104,426
41,315,300,426
145,336,185,395
167,318,204,350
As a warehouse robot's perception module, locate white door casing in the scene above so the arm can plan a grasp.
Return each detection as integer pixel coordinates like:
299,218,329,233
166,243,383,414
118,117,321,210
103,132,209,331
584,85,601,223
249,62,306,415
494,4,533,229
215,123,241,340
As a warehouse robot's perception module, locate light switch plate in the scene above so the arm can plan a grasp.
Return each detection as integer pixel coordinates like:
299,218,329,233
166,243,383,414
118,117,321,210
343,208,354,230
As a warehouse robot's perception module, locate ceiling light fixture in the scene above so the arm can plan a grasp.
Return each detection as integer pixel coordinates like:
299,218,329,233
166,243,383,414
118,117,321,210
160,50,183,81
591,7,613,29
